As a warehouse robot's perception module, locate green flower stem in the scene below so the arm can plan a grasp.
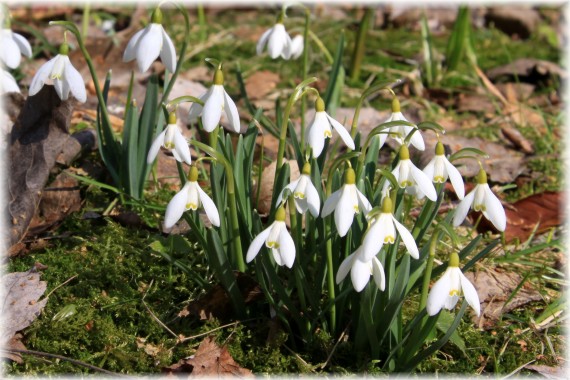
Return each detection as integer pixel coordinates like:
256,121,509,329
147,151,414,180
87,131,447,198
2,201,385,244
191,140,246,272
419,230,441,313
209,125,220,150
350,84,395,138
81,2,90,39
349,7,373,83
299,7,311,149
197,3,207,42
288,195,307,314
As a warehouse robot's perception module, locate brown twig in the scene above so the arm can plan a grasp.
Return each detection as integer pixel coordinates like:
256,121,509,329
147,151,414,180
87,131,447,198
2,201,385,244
45,274,78,299
2,348,131,377
320,322,351,370
141,279,179,339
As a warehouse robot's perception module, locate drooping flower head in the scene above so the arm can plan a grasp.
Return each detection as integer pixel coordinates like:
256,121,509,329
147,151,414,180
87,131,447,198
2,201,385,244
336,246,385,292
246,206,296,268
427,252,480,316
322,167,371,237
147,111,192,165
28,41,86,103
123,7,177,73
1,17,32,69
379,97,425,151
418,141,465,200
306,96,355,158
164,165,220,229
256,12,294,60
1,68,20,94
383,144,437,201
361,196,419,261
452,167,506,231
289,35,304,60
276,162,320,217
188,65,241,133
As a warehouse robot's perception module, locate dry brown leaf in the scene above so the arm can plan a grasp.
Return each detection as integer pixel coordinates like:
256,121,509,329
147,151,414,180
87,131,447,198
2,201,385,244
486,58,565,82
500,125,534,154
163,336,253,377
245,70,280,101
465,268,542,329
253,159,299,216
525,364,567,379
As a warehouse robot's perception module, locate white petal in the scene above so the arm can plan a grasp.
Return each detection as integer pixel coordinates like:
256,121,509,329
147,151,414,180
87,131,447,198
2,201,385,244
123,27,146,62
307,113,327,158
197,186,220,227
305,180,321,217
202,86,223,132
136,24,162,73
53,78,66,100
173,129,192,165
1,36,21,68
411,165,437,201
452,190,475,227
147,130,166,164
444,158,465,200
392,216,419,259
422,158,436,182
256,27,272,56
276,179,299,207
371,258,386,291
378,132,387,149
321,189,340,217
159,27,177,72
267,24,287,59
188,89,209,121
12,32,32,58
336,252,356,284
351,258,371,292
408,128,425,150
1,69,20,93
223,89,241,132
482,185,507,232
289,35,304,59
28,56,56,96
278,228,296,268
63,57,86,103
326,114,355,151
361,214,389,261
355,189,372,215
335,187,356,237
164,184,190,229
246,226,272,263
426,270,452,316
459,271,480,316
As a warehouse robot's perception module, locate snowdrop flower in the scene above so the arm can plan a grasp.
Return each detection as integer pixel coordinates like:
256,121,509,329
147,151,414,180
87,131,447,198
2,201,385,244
246,206,295,268
336,246,385,292
361,196,419,261
322,167,372,237
1,68,20,94
379,97,425,151
427,252,480,316
256,17,293,60
28,42,86,103
188,67,240,133
123,8,176,73
383,145,437,201
418,141,465,200
164,165,220,229
276,162,320,217
0,27,32,69
306,97,355,158
452,168,506,231
147,112,191,165
289,35,304,60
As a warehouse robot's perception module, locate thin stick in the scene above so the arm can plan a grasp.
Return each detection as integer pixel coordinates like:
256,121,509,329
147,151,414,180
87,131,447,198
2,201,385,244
178,321,241,343
45,275,78,299
2,348,130,377
141,280,178,339
320,323,350,370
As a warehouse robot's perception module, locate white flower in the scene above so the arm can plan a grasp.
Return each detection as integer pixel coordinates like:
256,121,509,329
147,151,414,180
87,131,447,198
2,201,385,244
383,145,437,201
322,168,372,237
28,44,86,103
246,207,295,268
147,113,191,165
452,168,506,231
336,246,385,292
379,97,425,151
0,28,32,69
418,141,465,200
123,8,176,73
427,252,480,316
256,23,292,59
306,97,355,158
188,68,240,133
289,35,304,60
164,166,220,229
276,162,320,217
1,68,20,94
361,196,419,261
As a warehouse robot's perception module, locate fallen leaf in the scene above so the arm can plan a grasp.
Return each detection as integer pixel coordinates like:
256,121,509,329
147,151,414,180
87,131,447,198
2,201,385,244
0,270,49,362
525,364,567,379
486,58,565,83
465,268,543,329
477,192,561,242
163,336,253,377
245,70,280,101
500,125,534,154
495,82,536,103
253,159,299,216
